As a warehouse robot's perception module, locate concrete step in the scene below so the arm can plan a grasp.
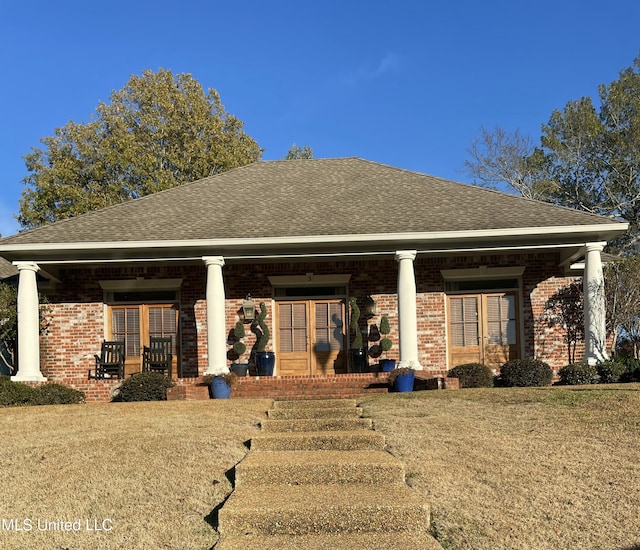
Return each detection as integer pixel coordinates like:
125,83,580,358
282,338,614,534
235,450,404,486
250,430,386,451
218,483,430,536
216,530,443,549
272,398,358,409
260,417,372,433
267,406,363,419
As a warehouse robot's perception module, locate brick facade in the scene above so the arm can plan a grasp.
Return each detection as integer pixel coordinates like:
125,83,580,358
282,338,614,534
37,252,579,401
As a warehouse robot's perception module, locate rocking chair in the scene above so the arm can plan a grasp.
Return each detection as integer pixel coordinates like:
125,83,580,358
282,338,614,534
142,337,173,378
90,340,125,379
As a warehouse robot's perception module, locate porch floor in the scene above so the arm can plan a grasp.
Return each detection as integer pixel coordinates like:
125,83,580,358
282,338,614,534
167,371,458,401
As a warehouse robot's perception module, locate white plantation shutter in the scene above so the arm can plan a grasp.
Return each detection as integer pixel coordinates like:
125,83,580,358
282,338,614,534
279,303,308,353
449,297,479,347
314,302,344,352
486,295,516,345
111,306,141,357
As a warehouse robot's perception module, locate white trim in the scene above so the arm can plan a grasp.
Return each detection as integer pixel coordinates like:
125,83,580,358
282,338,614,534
441,266,525,281
0,223,628,254
99,278,183,291
268,274,352,287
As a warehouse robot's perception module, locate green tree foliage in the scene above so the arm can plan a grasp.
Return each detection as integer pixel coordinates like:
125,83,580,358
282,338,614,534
283,144,313,160
465,54,640,252
19,68,262,228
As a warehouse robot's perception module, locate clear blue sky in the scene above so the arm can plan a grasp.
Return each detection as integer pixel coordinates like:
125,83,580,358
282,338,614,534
1,0,638,237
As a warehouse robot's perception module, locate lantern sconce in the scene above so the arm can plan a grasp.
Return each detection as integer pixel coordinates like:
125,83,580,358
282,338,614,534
363,295,377,318
240,294,256,323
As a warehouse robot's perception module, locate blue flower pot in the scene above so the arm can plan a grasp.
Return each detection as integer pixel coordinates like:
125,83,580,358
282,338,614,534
256,352,275,376
394,370,415,392
380,359,396,372
211,377,231,399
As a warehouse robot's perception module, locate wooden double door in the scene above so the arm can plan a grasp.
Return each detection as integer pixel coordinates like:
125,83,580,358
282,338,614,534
108,303,179,377
275,299,347,376
447,292,519,370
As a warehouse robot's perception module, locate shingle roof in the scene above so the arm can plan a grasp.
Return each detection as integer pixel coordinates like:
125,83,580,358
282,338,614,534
0,257,17,279
0,157,623,246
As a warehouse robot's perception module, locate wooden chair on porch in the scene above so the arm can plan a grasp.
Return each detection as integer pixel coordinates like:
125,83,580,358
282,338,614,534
90,340,125,379
142,337,173,378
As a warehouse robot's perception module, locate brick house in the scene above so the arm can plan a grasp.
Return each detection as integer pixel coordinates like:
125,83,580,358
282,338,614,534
0,158,628,400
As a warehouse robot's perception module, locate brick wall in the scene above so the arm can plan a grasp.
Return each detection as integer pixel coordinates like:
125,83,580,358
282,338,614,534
34,252,579,401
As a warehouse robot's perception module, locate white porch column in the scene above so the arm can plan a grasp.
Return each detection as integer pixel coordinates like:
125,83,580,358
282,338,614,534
395,250,422,369
584,242,607,365
203,256,229,375
11,262,46,381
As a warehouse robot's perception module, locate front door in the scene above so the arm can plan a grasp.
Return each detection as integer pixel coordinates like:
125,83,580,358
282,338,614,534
447,292,519,370
108,303,179,377
276,299,346,376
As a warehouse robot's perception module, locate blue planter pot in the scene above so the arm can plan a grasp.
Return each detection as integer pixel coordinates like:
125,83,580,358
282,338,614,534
211,377,231,399
394,370,415,392
256,352,275,376
230,363,248,377
380,359,396,372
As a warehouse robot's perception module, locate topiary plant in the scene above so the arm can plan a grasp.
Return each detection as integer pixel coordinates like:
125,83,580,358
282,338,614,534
232,320,246,356
112,372,174,402
448,363,493,388
379,315,392,357
558,363,598,385
349,297,363,350
256,302,270,352
497,358,553,387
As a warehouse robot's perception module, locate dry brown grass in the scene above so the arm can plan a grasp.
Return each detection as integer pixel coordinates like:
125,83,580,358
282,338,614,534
1,387,638,549
361,384,640,550
0,399,271,549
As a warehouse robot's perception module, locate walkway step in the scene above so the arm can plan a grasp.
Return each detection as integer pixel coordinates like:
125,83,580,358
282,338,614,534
260,417,372,432
235,450,404,486
216,530,444,549
267,406,363,419
251,430,386,451
272,398,358,409
218,484,430,536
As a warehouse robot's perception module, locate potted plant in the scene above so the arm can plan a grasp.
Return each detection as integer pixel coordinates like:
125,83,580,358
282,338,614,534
349,297,366,373
378,315,396,372
388,360,416,392
255,302,275,376
203,372,237,399
230,320,248,376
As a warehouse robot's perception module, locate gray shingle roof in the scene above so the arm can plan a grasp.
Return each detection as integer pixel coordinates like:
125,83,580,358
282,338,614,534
0,257,17,279
0,157,623,246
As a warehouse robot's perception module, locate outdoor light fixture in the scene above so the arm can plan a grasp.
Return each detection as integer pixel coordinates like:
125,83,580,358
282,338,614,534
363,295,377,318
241,294,256,323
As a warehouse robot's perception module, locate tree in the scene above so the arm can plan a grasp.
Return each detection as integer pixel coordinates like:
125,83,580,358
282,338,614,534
0,282,50,374
463,126,554,200
465,54,640,252
542,281,584,364
604,256,640,357
19,68,262,229
283,144,313,160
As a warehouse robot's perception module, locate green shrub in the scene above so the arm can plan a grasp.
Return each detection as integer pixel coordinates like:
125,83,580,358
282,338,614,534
616,357,640,382
0,376,36,406
448,363,493,388
596,360,629,384
112,372,174,402
0,378,85,406
558,363,598,385
497,358,553,387
33,383,85,405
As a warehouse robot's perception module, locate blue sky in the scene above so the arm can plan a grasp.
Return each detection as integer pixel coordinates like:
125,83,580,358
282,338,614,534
1,0,638,237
